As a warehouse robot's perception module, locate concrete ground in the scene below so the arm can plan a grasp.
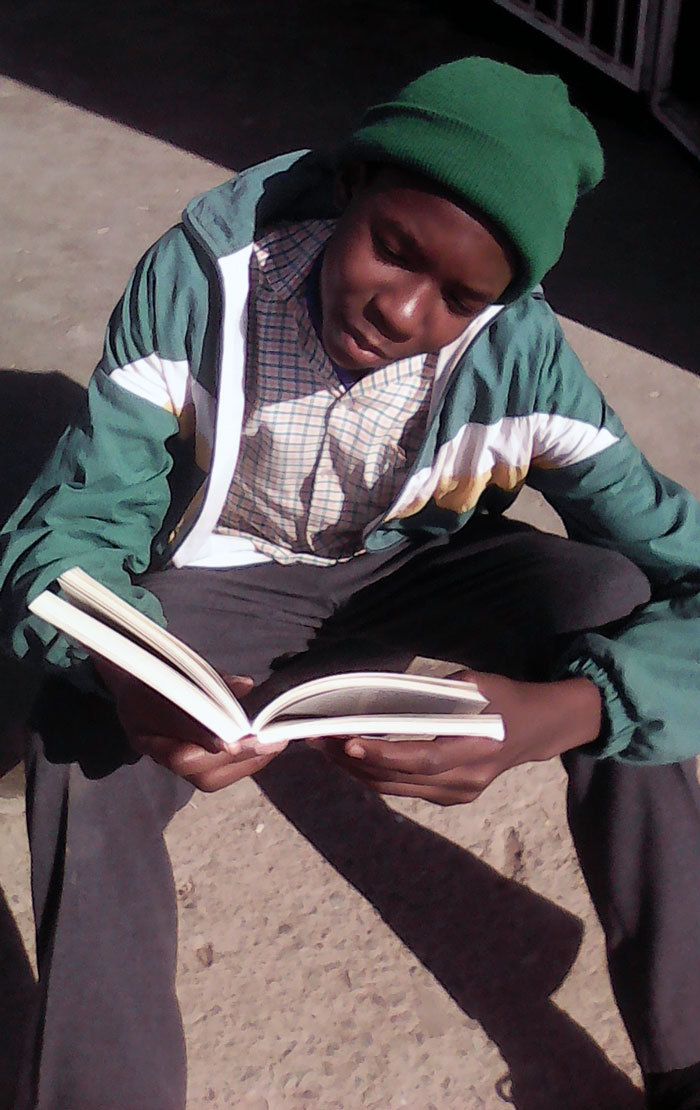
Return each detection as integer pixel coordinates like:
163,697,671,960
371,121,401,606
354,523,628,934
0,2,699,1107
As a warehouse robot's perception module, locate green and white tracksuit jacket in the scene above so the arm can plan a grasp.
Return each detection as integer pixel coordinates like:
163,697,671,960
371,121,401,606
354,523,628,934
2,150,700,763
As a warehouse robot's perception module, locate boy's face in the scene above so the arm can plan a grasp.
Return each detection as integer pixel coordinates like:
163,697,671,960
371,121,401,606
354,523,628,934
320,166,514,375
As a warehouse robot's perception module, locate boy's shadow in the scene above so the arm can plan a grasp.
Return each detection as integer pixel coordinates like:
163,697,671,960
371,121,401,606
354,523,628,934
0,369,85,528
0,369,84,1104
0,369,85,732
0,366,86,740
257,746,643,1108
0,886,35,1107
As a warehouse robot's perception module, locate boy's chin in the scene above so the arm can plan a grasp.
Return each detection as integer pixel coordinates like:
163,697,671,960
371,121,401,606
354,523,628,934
323,324,390,376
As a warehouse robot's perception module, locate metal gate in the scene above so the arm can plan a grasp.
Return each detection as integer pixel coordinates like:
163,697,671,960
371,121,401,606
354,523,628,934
490,0,699,158
490,0,661,89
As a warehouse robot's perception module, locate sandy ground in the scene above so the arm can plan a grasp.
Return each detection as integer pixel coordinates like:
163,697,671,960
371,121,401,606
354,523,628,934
1,2,699,1107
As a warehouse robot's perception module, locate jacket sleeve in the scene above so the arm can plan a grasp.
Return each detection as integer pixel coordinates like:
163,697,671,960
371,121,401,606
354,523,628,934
0,225,213,686
526,319,700,763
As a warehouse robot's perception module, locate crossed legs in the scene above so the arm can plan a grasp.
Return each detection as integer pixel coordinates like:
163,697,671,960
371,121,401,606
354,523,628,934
17,521,700,1105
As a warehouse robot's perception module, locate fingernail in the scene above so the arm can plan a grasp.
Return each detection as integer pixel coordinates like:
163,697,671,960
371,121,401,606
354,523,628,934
221,732,256,756
219,740,240,756
346,741,366,759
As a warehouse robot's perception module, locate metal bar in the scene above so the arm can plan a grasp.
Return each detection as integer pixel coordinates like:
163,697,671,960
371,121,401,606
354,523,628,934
634,0,661,91
651,0,683,93
555,0,564,27
613,0,627,63
584,0,595,47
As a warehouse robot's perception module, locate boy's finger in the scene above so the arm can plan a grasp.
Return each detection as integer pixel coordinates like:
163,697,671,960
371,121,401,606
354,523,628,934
342,734,499,775
223,675,255,696
220,733,289,758
358,777,479,805
132,733,221,772
134,733,269,781
130,726,221,757
188,751,278,793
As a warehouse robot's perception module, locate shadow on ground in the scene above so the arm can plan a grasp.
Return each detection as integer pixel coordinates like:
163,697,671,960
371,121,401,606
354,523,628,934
0,372,68,1100
0,370,85,730
257,745,643,1109
0,886,35,1109
0,370,84,526
0,0,698,374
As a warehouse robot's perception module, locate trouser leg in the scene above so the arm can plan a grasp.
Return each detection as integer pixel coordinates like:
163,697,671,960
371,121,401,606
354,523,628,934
332,517,651,680
563,750,700,1075
18,558,386,1110
20,685,191,1110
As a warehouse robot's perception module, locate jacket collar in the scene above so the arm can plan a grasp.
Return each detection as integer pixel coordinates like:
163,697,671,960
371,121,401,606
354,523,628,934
181,150,339,263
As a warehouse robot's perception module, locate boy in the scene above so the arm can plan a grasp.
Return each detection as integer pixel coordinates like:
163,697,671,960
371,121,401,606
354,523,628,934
2,57,700,1108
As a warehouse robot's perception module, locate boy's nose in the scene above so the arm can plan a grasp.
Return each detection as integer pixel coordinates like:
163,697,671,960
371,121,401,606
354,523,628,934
368,276,431,343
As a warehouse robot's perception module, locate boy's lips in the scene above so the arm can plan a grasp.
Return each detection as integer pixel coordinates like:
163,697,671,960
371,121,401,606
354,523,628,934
338,318,390,365
322,301,392,370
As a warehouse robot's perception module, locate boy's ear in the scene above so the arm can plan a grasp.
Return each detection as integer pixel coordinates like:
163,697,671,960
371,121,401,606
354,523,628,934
333,162,369,211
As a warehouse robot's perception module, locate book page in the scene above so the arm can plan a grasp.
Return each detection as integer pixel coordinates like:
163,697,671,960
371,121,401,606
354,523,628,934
253,672,489,730
256,713,505,746
57,568,244,722
266,686,488,720
28,590,251,745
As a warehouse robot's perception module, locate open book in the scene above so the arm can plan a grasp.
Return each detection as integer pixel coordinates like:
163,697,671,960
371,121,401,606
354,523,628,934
28,568,504,750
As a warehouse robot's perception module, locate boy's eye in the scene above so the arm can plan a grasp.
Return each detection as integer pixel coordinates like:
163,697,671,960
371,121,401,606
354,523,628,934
443,292,479,318
373,232,409,267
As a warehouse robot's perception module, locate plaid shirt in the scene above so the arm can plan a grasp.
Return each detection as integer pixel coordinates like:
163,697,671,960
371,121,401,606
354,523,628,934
216,219,436,564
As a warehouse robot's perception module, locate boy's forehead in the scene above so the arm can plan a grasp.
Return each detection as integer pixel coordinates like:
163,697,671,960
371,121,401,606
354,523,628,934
353,163,461,208
367,163,456,196
350,163,517,280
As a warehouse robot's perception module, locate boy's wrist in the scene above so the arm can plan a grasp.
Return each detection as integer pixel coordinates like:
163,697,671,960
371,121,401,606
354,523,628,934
548,677,602,754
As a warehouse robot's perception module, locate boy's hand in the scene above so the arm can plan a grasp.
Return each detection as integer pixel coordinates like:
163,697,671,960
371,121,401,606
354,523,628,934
94,658,284,792
308,670,602,806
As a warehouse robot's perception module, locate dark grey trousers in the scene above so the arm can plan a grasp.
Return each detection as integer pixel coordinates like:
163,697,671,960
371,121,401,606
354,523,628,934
17,519,700,1106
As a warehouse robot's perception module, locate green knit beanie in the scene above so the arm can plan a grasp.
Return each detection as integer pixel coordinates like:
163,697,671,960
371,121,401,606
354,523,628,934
342,57,604,300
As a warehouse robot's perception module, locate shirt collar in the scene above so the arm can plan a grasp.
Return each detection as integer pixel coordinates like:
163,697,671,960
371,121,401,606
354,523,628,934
253,218,336,299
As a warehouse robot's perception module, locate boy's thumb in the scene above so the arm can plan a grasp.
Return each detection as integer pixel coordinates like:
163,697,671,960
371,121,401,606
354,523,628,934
223,674,255,694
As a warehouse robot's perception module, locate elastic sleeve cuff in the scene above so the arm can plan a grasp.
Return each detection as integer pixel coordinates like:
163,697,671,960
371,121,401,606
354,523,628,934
553,653,636,760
